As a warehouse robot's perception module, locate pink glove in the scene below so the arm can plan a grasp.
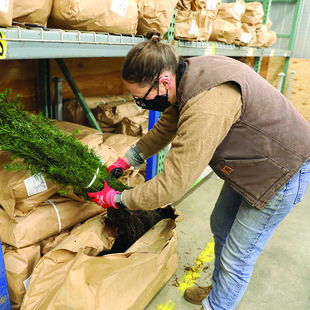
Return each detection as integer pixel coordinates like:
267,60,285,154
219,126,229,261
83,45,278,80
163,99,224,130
88,180,120,209
107,158,131,179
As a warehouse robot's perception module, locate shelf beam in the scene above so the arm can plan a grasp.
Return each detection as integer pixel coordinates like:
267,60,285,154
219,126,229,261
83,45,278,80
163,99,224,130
0,27,291,60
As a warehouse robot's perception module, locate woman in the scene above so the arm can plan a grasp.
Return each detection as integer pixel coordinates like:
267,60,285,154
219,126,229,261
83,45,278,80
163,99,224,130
88,30,310,310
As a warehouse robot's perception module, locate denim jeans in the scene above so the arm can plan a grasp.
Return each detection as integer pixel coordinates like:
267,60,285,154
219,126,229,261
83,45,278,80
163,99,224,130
202,159,310,310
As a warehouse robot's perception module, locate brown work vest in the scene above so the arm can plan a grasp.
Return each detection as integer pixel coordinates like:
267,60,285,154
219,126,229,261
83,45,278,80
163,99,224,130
178,56,310,209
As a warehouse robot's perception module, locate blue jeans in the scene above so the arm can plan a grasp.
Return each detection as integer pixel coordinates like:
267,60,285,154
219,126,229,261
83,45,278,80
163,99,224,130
202,159,310,310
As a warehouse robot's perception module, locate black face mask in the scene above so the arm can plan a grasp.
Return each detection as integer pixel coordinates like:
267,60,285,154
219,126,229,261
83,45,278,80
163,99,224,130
133,83,172,112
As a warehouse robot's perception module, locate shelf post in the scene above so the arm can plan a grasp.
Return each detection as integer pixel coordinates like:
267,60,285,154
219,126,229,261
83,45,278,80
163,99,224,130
38,59,52,118
165,8,176,44
56,58,102,132
281,0,303,93
52,77,65,120
262,0,272,24
253,56,262,73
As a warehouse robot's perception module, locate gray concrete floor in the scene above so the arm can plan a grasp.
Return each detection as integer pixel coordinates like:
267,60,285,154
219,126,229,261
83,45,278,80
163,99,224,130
145,173,310,310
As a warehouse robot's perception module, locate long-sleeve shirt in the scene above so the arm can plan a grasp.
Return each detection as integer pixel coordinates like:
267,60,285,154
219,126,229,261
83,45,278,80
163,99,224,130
122,82,242,210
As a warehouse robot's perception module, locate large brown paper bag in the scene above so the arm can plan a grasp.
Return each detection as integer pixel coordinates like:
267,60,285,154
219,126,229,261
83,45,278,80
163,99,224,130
0,0,13,26
217,0,245,22
137,0,178,36
209,18,242,44
7,214,112,309
119,168,146,187
63,94,132,125
176,0,191,10
241,1,264,29
255,22,277,48
101,133,140,157
40,230,71,255
47,213,117,255
55,120,119,166
235,23,256,46
191,0,221,12
174,9,197,40
175,9,215,41
93,101,143,127
116,114,149,137
4,245,41,310
48,0,139,35
21,217,178,310
0,195,103,248
13,0,53,27
0,152,59,219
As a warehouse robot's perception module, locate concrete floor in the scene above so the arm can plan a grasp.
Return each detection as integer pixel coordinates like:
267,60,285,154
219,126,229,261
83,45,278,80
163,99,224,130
145,173,310,310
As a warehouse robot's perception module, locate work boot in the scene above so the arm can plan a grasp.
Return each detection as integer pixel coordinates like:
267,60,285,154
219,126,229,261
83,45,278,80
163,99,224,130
183,285,212,305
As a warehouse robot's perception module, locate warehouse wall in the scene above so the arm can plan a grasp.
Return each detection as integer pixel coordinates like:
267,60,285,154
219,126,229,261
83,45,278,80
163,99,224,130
0,58,127,114
270,0,310,58
291,0,310,58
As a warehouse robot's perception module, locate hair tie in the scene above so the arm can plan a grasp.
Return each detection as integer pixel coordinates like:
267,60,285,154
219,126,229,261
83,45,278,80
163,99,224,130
151,35,160,42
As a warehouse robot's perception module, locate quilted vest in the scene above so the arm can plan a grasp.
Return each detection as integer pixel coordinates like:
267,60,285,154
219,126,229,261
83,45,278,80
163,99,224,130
178,56,310,209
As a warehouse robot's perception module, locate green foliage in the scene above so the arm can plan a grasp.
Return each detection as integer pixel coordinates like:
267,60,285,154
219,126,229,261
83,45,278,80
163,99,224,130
0,89,127,199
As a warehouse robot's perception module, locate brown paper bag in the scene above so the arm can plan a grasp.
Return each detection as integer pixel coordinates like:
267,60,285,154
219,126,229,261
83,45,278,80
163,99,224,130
174,9,197,40
191,0,221,12
137,0,178,36
63,94,132,125
0,195,103,248
175,8,216,41
0,152,59,219
48,0,139,35
0,0,13,26
235,23,256,46
93,101,143,127
101,133,140,157
217,0,245,22
176,0,192,10
241,1,264,29
54,120,119,166
21,217,178,310
4,245,41,310
255,23,277,48
40,230,71,255
116,114,149,137
119,168,146,187
43,213,116,256
209,18,242,44
13,0,53,27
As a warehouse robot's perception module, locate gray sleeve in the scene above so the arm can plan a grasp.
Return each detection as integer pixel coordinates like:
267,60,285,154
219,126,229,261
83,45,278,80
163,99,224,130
125,144,145,169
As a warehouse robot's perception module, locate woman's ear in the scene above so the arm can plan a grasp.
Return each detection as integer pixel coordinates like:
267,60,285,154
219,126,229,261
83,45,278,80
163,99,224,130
158,76,172,90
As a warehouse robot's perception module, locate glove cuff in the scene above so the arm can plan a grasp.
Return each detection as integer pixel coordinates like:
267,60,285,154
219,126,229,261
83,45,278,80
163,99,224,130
115,193,126,209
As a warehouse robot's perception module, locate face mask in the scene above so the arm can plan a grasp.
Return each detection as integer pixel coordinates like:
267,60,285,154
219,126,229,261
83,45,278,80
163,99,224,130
133,83,172,112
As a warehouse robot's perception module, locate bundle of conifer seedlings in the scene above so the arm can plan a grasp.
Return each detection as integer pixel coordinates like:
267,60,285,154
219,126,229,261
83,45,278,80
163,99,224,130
0,90,175,252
